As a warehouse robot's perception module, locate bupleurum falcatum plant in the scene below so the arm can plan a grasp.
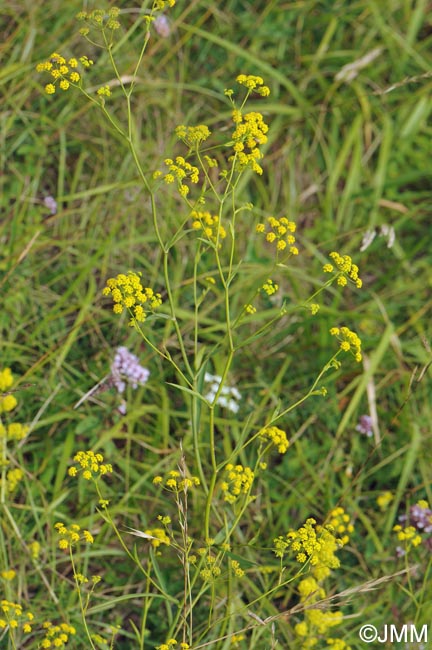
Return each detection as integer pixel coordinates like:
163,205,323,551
28,3,378,649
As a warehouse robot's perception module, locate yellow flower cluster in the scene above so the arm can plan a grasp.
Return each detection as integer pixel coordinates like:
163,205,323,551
6,468,24,493
0,368,29,445
295,605,346,647
273,509,352,577
153,0,176,12
175,124,211,147
29,541,41,560
0,368,13,391
236,74,270,96
329,326,362,363
230,559,245,578
0,393,17,414
259,425,289,454
326,640,351,650
274,518,320,562
0,600,34,634
261,278,279,296
230,110,269,174
191,210,227,246
156,639,189,650
40,621,77,648
144,528,171,548
199,550,222,582
103,271,163,324
377,491,393,511
97,85,112,97
1,570,16,581
326,507,354,546
54,522,94,550
0,421,28,440
310,530,343,581
68,450,113,480
231,634,245,647
256,216,298,255
76,7,121,33
153,470,200,493
393,524,422,549
157,156,200,197
73,573,101,588
221,464,254,504
36,52,83,95
323,252,362,289
286,512,354,649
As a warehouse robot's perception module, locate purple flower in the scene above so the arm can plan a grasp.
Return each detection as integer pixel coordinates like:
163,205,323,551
154,14,171,37
43,195,57,215
355,414,373,437
399,503,432,534
111,347,150,394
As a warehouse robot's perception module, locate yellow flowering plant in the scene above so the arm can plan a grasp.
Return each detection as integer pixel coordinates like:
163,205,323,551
29,4,381,649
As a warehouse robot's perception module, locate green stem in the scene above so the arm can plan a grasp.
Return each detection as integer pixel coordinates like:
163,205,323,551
70,550,97,650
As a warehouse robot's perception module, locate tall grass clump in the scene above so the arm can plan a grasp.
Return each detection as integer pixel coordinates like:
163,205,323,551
1,2,431,649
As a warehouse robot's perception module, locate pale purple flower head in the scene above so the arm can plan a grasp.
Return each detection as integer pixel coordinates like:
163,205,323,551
356,414,373,437
154,14,171,37
399,503,432,534
43,195,57,215
111,347,150,394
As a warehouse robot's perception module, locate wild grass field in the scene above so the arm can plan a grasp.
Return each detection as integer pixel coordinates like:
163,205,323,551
1,1,432,648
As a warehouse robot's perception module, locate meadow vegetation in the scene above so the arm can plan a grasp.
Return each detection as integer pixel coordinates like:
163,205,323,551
1,1,431,649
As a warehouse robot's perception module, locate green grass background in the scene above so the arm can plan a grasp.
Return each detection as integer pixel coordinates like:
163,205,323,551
1,0,432,648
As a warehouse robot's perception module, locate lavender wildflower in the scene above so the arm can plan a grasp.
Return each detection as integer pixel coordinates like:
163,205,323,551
397,500,432,556
154,14,171,37
355,414,373,437
399,501,432,534
43,195,57,215
111,347,150,394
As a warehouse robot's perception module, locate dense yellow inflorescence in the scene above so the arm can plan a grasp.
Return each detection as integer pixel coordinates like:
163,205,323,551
191,210,227,246
330,326,362,363
323,252,362,289
103,271,163,325
256,216,298,255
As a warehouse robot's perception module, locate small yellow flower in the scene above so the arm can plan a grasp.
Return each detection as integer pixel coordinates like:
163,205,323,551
1,570,16,581
103,271,163,325
325,252,363,289
0,368,14,391
97,85,112,97
259,425,289,454
229,110,268,174
190,210,226,247
256,216,298,257
0,394,17,412
175,124,211,146
222,464,254,504
261,278,278,296
377,491,393,511
330,326,362,362
69,450,113,480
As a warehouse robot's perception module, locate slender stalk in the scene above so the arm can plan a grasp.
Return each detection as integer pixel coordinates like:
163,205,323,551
69,550,97,650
